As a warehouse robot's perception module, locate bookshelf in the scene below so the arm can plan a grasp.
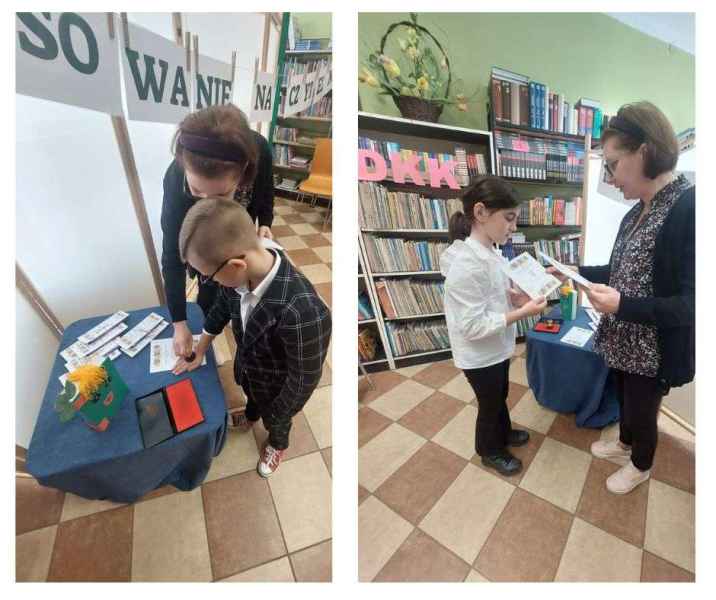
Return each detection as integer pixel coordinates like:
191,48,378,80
271,40,332,203
358,112,494,371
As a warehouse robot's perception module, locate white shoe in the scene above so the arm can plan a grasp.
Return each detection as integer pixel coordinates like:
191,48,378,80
257,444,284,478
606,462,650,494
590,439,632,464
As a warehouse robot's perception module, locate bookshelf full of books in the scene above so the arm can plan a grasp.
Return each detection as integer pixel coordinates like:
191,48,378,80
358,112,494,371
272,41,332,197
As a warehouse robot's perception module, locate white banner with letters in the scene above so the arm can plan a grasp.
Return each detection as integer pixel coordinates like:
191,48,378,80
249,70,275,123
16,12,123,115
121,22,190,125
194,54,233,111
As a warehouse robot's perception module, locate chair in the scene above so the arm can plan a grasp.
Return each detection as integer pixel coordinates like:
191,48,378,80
298,138,332,229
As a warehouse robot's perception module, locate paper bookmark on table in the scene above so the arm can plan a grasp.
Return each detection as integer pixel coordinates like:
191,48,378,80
149,336,206,373
122,320,170,358
117,313,165,350
561,326,594,348
77,311,130,344
64,344,122,372
537,251,592,289
501,252,562,300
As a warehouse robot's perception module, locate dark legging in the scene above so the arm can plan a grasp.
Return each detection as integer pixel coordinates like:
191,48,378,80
463,359,513,456
614,369,667,471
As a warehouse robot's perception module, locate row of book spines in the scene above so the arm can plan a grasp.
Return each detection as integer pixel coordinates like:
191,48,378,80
358,188,461,230
374,280,445,320
497,149,584,183
384,320,450,358
512,241,580,265
365,237,448,272
492,77,605,138
517,197,582,226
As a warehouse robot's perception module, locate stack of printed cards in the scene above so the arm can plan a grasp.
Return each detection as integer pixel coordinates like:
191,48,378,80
585,308,602,332
117,313,170,358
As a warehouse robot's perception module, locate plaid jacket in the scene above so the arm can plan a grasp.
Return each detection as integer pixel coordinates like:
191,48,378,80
204,253,331,419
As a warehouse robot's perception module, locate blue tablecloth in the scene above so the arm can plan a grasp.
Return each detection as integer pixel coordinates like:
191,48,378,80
526,306,619,428
27,303,228,503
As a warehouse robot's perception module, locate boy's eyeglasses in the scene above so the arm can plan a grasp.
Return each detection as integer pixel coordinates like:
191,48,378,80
192,255,246,285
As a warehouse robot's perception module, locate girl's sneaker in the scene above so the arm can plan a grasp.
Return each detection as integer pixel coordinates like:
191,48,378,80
590,439,632,464
606,462,650,494
258,444,284,478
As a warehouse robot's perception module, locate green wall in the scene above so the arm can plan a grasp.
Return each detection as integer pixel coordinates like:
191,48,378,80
293,13,332,40
358,13,694,133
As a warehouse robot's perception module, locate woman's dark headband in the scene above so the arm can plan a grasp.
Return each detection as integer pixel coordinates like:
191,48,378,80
608,116,646,144
177,132,246,163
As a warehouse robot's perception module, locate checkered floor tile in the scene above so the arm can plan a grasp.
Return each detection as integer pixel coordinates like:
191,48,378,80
358,350,695,582
16,197,332,582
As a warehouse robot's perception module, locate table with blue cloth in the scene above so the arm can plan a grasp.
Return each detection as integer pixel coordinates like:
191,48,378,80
27,303,228,503
526,306,619,428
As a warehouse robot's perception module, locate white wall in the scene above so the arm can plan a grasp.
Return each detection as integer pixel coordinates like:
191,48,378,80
583,151,696,427
15,290,61,448
15,13,270,448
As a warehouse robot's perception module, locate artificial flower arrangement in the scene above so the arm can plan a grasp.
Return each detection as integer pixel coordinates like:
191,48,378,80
359,13,472,122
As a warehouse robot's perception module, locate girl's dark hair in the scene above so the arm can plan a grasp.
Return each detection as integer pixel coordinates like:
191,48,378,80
601,101,679,179
172,104,258,184
448,176,520,242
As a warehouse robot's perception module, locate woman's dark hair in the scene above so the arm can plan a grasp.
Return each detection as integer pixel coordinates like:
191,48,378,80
601,101,679,179
448,176,520,242
172,104,259,184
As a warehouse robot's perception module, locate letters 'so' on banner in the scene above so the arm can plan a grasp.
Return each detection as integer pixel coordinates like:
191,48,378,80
122,22,190,125
249,71,275,123
16,12,123,115
194,54,233,111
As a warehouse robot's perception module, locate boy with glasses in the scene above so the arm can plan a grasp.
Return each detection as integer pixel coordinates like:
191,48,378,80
174,197,331,477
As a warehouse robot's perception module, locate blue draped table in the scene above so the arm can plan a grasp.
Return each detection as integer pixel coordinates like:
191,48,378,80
27,303,227,503
526,306,619,428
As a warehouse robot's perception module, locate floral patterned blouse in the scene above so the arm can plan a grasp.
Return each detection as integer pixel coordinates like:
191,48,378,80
593,174,691,377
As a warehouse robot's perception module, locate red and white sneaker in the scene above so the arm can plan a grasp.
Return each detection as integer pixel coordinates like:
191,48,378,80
257,444,284,478
228,408,254,433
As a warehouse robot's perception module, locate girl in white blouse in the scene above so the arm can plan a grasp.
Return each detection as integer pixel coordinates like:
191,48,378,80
441,176,546,476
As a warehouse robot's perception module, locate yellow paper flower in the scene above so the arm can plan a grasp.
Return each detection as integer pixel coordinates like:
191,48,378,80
359,67,379,87
406,27,418,43
398,38,408,51
457,102,468,112
400,86,416,97
378,55,401,79
417,76,429,92
406,46,420,60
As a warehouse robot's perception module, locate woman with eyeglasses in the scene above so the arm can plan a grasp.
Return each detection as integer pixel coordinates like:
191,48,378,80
550,101,694,494
160,104,275,359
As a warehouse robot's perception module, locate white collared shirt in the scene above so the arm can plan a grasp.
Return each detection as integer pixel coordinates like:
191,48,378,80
440,234,516,369
235,247,282,332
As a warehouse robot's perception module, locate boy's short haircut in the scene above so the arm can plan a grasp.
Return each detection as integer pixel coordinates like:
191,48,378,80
179,197,259,268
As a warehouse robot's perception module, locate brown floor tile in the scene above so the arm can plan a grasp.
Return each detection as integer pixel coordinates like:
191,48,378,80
506,383,529,410
282,213,308,224
358,370,406,405
641,550,695,582
136,485,178,503
547,413,602,453
314,282,332,308
16,477,65,535
302,233,331,248
359,486,370,505
475,488,572,582
321,447,332,476
48,506,133,582
359,407,393,448
271,224,296,238
651,432,695,494
375,442,467,525
374,529,470,582
471,427,545,486
290,540,332,582
202,471,286,579
412,360,461,389
398,391,465,440
217,362,245,410
286,248,322,267
252,411,319,461
576,458,649,548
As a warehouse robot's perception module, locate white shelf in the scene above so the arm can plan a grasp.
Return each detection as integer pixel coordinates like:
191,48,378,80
372,271,443,277
358,111,492,137
286,49,332,56
278,116,331,123
384,312,445,322
274,164,310,173
362,357,389,366
393,348,452,360
359,318,376,324
273,140,316,150
361,228,449,234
